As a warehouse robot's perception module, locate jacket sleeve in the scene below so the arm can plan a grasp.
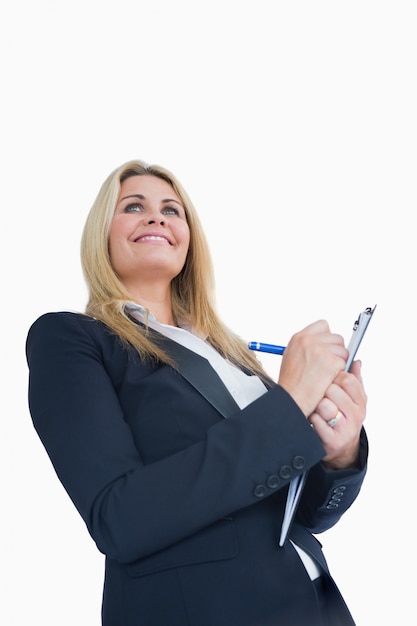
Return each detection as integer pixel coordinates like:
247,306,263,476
26,312,358,564
295,428,368,534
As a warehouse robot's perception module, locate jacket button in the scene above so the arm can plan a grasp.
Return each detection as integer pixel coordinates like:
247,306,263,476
254,484,267,498
266,474,279,489
279,465,292,479
293,456,305,470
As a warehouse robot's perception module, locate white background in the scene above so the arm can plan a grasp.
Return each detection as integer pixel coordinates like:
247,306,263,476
1,1,415,624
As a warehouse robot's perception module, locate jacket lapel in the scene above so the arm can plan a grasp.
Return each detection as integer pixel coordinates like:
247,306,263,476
157,334,241,419
129,319,241,419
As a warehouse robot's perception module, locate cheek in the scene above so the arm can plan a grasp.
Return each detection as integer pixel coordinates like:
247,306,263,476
108,221,127,267
108,229,117,261
180,223,191,250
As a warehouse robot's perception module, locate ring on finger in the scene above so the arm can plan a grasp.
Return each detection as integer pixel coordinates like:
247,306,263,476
328,410,344,428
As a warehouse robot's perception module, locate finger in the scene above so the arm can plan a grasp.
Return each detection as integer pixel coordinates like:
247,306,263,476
327,410,345,428
294,320,347,353
331,370,367,408
315,396,339,422
349,360,363,382
313,397,346,430
309,410,346,433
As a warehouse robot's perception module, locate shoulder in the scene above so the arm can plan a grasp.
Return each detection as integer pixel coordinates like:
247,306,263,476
27,310,105,340
26,311,157,389
30,310,90,327
26,311,122,359
29,310,96,329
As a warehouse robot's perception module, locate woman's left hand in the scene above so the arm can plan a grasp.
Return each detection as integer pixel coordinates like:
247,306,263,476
308,360,367,470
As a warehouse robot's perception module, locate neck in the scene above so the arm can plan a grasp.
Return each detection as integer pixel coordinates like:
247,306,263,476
126,282,176,326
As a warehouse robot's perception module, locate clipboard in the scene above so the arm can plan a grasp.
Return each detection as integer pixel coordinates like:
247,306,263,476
278,304,376,547
345,305,376,372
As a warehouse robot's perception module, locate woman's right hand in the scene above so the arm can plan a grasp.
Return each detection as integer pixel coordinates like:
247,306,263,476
277,320,348,417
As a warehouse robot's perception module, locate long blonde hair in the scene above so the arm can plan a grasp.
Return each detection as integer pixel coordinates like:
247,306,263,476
80,159,272,381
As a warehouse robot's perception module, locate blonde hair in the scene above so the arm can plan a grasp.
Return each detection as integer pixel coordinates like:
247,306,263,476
80,159,272,381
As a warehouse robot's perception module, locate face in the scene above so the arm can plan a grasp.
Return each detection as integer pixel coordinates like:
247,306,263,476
109,175,190,291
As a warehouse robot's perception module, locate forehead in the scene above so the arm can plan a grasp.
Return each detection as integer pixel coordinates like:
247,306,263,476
118,174,180,201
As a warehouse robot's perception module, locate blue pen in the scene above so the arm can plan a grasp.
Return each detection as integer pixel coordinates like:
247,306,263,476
248,341,286,355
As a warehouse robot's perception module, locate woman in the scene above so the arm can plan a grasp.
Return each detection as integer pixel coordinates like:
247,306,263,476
26,159,368,625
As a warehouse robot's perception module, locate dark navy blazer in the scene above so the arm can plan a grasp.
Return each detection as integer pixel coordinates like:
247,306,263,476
26,312,367,626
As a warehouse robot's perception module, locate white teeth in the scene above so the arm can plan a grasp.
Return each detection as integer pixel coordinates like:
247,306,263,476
139,236,168,242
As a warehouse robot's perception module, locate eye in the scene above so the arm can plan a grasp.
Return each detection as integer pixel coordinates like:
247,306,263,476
123,203,144,213
162,206,180,216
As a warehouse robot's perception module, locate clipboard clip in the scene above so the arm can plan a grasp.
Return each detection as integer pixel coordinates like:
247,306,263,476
353,305,376,331
345,304,376,372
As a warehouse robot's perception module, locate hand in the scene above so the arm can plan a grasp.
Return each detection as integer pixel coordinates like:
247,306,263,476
278,320,348,417
308,360,367,470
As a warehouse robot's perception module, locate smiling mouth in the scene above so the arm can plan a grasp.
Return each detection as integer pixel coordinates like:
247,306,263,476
135,235,171,244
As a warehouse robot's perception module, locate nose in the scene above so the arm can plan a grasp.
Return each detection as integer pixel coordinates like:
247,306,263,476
144,208,165,225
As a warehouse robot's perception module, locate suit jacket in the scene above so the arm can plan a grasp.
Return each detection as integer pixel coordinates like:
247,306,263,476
26,312,368,626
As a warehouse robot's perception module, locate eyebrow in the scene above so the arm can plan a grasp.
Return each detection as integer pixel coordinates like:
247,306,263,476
119,194,183,206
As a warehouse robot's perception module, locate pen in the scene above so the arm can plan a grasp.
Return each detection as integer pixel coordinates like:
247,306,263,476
248,341,286,355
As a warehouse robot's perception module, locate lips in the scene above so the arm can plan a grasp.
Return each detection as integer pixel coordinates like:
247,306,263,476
134,232,172,244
